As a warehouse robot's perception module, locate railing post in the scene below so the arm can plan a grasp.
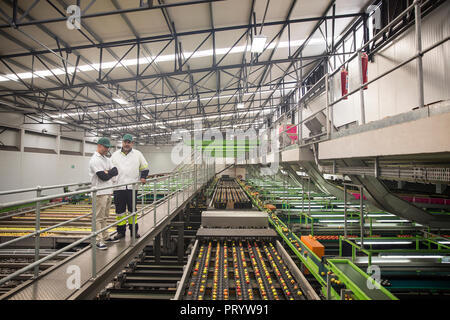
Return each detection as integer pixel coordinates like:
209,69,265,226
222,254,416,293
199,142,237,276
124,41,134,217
153,179,157,227
91,187,97,279
326,272,331,300
33,186,42,278
176,172,179,208
141,182,144,207
194,165,197,191
132,183,136,244
414,0,425,112
183,171,185,202
360,186,364,248
167,175,170,216
357,51,366,125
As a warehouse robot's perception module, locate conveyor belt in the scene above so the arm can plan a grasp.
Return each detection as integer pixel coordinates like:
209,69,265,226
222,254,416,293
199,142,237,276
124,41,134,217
0,204,116,238
327,259,397,300
181,240,307,300
212,179,252,209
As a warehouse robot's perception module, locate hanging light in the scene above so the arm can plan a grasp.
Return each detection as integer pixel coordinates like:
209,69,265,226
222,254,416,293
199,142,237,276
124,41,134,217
251,35,267,53
112,97,129,105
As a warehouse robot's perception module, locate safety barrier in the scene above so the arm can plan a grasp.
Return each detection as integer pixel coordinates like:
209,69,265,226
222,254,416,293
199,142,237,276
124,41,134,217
0,159,215,287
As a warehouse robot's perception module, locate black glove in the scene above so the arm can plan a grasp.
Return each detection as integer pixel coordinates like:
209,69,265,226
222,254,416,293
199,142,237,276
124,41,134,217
109,167,118,177
96,171,110,181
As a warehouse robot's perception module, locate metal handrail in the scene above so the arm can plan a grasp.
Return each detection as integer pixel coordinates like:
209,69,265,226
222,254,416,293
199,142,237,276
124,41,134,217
0,170,194,210
0,171,194,250
0,181,91,196
0,161,214,287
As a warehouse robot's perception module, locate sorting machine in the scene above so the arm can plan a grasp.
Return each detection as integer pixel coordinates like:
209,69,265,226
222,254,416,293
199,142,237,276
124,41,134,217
239,176,450,299
174,176,319,300
174,208,320,300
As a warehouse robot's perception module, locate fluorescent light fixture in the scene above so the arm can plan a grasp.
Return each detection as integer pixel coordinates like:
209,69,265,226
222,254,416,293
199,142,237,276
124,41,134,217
143,114,150,120
366,214,395,217
113,97,129,105
237,103,245,109
311,214,345,218
379,255,445,259
251,36,267,53
158,124,167,129
320,220,359,223
1,38,341,85
356,241,412,245
377,219,410,223
438,241,450,244
357,258,411,264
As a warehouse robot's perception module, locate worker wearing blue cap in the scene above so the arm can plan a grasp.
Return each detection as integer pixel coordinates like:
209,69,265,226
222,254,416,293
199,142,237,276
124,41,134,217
111,134,149,240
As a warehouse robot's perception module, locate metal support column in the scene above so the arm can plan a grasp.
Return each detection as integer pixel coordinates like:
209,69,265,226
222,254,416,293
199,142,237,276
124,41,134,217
357,51,366,125
173,221,185,263
414,0,425,111
325,73,330,138
162,226,170,253
176,171,179,208
154,233,161,264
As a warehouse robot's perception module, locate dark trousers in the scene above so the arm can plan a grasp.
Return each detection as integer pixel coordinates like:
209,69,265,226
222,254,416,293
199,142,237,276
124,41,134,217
113,190,138,228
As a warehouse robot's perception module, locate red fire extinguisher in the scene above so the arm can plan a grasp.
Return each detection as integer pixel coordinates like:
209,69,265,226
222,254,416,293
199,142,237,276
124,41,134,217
340,67,348,99
361,52,368,89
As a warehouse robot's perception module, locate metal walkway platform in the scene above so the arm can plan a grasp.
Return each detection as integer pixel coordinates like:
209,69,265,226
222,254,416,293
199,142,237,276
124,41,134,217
0,182,206,300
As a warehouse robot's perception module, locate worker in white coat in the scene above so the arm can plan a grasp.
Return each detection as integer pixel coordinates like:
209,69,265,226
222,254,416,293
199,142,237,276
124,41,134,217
111,134,149,240
88,137,119,250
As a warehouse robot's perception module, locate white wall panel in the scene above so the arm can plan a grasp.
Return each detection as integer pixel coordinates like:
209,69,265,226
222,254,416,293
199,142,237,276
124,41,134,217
85,142,97,154
0,151,91,202
0,128,19,146
24,132,56,150
307,2,449,129
60,138,82,153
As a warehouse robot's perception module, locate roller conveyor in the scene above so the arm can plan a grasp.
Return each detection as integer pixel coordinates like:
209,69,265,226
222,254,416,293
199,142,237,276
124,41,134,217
211,179,252,209
179,239,308,300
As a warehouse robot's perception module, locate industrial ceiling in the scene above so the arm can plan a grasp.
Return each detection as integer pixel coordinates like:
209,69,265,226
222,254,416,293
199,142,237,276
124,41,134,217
0,0,370,143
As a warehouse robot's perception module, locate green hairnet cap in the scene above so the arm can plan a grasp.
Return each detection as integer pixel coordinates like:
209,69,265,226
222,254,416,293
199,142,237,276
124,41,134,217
97,137,111,148
122,134,133,142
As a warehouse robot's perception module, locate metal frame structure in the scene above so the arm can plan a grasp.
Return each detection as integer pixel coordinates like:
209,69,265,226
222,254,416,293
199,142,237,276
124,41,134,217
0,0,365,144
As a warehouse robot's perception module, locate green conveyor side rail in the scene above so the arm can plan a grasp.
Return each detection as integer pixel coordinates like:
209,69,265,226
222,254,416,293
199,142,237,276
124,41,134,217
327,259,398,300
239,178,399,300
